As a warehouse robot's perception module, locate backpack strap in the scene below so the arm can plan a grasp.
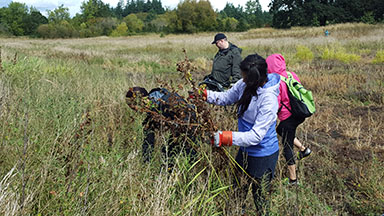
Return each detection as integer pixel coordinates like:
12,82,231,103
278,74,293,114
278,100,292,114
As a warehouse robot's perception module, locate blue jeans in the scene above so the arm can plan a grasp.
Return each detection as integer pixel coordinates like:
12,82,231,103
234,149,279,215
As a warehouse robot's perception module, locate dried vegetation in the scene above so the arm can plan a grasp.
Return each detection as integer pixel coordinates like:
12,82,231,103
0,23,383,215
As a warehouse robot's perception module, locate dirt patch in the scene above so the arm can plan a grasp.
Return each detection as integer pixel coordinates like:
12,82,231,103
335,145,373,163
331,104,384,148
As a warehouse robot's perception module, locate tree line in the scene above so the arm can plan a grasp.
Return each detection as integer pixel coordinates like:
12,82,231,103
270,0,384,28
0,0,382,38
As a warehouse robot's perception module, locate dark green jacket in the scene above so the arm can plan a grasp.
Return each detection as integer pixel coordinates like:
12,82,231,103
210,43,242,88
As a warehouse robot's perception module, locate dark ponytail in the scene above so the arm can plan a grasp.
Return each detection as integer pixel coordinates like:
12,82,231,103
237,54,268,117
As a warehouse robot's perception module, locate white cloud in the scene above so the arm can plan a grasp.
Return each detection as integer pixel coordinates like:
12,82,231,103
7,0,271,17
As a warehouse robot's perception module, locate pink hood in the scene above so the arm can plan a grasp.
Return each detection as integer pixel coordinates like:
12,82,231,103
266,54,301,121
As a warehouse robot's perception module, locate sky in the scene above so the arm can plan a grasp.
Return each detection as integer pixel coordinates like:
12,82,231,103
0,0,271,17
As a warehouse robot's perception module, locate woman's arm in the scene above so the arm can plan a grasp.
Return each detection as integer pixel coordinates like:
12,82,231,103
206,79,244,106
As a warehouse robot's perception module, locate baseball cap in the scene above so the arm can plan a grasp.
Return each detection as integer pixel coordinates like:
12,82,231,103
211,33,227,44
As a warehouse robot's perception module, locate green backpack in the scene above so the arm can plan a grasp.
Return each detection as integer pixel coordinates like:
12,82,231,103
280,72,316,118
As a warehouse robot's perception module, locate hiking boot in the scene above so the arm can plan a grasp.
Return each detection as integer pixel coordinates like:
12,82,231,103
298,147,312,160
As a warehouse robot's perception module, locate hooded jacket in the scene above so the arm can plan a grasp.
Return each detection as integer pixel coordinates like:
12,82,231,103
210,43,242,88
207,73,280,157
266,54,301,121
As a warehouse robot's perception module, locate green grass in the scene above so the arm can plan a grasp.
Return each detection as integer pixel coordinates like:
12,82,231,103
1,23,384,215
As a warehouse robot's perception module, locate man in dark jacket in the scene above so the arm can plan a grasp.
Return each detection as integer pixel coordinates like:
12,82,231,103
202,33,242,91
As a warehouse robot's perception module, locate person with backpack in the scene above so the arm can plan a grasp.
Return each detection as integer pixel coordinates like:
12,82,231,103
206,54,280,215
125,87,197,167
266,53,312,185
200,33,242,91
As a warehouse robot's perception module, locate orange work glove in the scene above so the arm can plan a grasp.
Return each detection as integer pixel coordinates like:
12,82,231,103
211,131,233,147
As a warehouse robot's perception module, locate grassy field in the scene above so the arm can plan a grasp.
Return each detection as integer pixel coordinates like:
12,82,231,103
0,23,383,215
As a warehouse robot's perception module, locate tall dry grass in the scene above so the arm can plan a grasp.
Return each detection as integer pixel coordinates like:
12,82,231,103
0,23,383,215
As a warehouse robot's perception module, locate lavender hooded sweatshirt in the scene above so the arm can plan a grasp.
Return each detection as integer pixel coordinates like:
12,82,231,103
207,73,280,157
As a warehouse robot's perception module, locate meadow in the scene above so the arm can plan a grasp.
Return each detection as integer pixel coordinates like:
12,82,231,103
0,23,383,215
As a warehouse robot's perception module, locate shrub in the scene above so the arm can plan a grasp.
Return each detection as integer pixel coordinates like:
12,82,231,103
361,12,376,24
110,22,128,37
335,51,361,63
36,24,50,38
295,45,314,62
320,46,361,63
124,14,144,33
372,50,384,63
0,23,11,36
223,17,239,31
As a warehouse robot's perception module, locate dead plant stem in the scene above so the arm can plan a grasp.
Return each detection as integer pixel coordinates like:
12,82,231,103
20,113,29,212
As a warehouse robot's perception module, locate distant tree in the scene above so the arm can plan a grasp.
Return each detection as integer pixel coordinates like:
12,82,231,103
37,21,76,38
133,12,156,32
36,24,51,38
176,0,197,33
47,5,70,23
361,11,376,24
136,0,145,12
152,0,165,14
110,21,128,36
114,0,124,18
78,22,93,37
245,0,262,15
2,2,29,36
122,0,165,16
306,1,335,26
333,0,365,23
124,0,136,15
41,5,77,38
176,0,216,33
218,2,254,31
71,13,84,26
223,17,239,31
270,0,383,28
163,10,182,33
216,18,224,31
245,0,263,28
85,17,118,36
80,0,113,22
195,0,217,31
372,0,384,21
143,0,151,12
262,11,272,27
0,8,11,35
270,0,300,28
220,3,245,21
149,14,168,32
24,8,48,35
236,17,250,31
123,14,144,33
55,20,76,38
96,17,118,35
143,11,157,22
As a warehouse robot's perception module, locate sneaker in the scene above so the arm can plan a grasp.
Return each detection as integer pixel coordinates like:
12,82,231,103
298,147,312,160
283,177,299,186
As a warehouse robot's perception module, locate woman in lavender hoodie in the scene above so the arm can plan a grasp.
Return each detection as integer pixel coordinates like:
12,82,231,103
206,54,280,214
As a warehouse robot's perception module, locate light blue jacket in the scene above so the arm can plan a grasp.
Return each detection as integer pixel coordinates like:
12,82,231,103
207,73,280,157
